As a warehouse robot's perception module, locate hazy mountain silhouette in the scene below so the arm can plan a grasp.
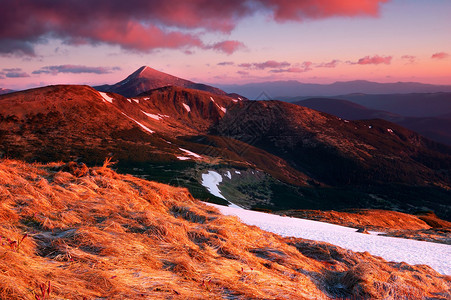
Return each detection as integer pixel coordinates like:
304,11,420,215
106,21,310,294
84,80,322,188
218,80,451,99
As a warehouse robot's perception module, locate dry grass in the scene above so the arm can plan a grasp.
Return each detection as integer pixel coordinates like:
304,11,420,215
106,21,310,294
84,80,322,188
0,159,449,299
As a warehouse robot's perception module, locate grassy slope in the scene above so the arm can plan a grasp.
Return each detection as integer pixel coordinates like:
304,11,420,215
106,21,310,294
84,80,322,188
0,159,450,299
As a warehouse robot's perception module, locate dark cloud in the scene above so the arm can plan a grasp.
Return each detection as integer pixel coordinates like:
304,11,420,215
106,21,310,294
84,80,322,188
6,72,30,78
2,68,22,72
1,67,30,78
217,61,235,66
32,65,121,75
316,59,340,68
239,60,291,69
0,0,389,55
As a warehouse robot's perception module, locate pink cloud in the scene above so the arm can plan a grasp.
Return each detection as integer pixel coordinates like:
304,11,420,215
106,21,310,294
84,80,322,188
401,55,416,64
210,41,245,55
0,0,390,55
355,55,392,65
431,52,449,60
317,59,340,68
259,0,389,22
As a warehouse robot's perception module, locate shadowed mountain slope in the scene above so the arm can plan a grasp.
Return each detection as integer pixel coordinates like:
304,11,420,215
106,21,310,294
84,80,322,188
295,97,451,146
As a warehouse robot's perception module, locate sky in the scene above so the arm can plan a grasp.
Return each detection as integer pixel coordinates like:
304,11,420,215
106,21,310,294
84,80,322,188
0,0,450,90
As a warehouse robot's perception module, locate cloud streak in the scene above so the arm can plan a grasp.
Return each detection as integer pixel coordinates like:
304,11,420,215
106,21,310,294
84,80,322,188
0,0,390,56
401,55,416,64
270,62,313,73
239,60,291,69
1,68,30,78
431,52,449,60
32,65,121,75
353,55,392,65
316,59,340,68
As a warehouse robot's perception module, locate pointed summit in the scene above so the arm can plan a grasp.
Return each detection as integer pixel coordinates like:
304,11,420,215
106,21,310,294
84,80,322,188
95,66,227,97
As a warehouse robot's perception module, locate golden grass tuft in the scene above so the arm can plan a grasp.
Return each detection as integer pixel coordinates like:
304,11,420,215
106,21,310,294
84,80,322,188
0,159,449,299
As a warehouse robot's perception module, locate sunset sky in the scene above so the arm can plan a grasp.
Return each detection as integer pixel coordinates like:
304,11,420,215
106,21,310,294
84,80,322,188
0,0,450,90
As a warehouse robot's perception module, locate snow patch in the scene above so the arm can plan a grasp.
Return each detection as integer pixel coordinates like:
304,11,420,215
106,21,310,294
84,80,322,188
142,111,162,121
219,106,227,113
207,204,451,275
179,148,202,159
177,156,191,161
234,171,241,174
98,92,114,104
387,128,394,133
183,103,191,112
126,98,132,103
201,171,225,200
132,98,139,103
121,112,154,134
210,96,215,102
232,99,239,103
224,171,232,179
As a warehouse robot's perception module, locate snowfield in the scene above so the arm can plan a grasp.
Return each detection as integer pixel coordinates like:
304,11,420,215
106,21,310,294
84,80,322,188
208,204,451,275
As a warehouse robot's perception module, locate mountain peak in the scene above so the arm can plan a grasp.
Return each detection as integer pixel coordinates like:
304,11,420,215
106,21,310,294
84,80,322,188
95,66,228,97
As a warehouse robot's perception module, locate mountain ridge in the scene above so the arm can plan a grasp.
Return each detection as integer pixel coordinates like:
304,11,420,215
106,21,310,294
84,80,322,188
217,80,451,99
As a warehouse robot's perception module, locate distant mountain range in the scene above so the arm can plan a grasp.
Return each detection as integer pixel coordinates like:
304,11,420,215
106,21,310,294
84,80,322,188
2,68,451,220
0,88,14,95
217,80,451,99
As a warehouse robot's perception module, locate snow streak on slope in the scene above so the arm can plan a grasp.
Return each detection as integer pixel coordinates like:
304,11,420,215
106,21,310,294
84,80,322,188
183,103,191,112
209,204,451,275
179,148,202,158
142,111,162,121
120,112,155,134
98,92,114,103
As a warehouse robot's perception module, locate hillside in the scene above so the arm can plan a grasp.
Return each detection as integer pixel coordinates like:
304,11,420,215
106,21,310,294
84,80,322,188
1,84,451,221
1,159,450,299
295,98,400,121
95,66,228,97
295,97,451,146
